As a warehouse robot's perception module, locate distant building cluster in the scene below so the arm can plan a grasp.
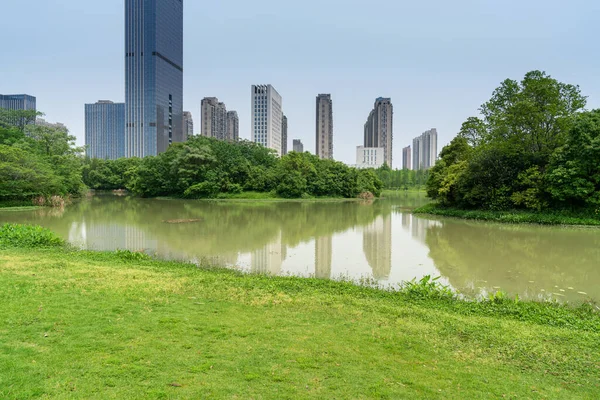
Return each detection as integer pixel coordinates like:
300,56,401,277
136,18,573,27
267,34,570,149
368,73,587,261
2,3,439,168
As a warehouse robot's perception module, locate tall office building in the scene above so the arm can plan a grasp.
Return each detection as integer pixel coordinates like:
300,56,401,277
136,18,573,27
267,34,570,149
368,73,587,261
316,94,333,159
201,97,227,139
125,0,183,158
293,139,304,153
251,84,283,156
85,101,126,160
0,94,36,112
226,111,239,141
364,97,393,168
402,146,412,170
183,111,193,139
412,128,438,170
0,94,36,127
281,114,288,155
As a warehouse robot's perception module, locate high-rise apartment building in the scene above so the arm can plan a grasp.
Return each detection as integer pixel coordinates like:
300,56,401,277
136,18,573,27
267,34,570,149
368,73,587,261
251,84,283,156
36,118,68,131
201,97,227,139
183,111,193,139
364,97,393,168
85,101,125,160
125,0,183,157
412,128,438,170
281,114,288,155
0,94,37,127
293,139,304,153
402,146,412,170
316,94,333,159
226,111,239,141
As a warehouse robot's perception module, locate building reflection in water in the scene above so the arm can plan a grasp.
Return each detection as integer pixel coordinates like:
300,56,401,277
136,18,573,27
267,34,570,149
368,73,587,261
251,230,284,275
69,221,158,253
314,235,332,279
362,215,392,279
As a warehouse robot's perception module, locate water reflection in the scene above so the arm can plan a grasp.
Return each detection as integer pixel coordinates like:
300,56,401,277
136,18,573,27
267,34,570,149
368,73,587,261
1,191,599,302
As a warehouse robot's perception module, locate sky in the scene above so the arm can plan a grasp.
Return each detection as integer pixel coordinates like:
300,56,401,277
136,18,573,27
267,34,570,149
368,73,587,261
2,0,599,165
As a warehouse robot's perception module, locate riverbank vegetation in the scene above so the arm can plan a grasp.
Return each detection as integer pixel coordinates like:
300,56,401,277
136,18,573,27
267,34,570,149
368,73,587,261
0,109,85,206
414,203,600,226
82,137,384,199
426,71,600,224
1,224,599,398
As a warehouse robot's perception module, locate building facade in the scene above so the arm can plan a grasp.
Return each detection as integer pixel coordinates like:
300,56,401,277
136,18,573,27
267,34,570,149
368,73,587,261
355,146,385,169
364,97,393,168
412,128,438,170
226,111,239,141
292,139,304,153
36,118,68,131
316,94,333,159
251,84,283,156
0,94,37,127
125,0,184,158
85,101,125,159
183,111,193,139
201,97,227,139
402,145,412,170
281,114,288,155
0,94,36,112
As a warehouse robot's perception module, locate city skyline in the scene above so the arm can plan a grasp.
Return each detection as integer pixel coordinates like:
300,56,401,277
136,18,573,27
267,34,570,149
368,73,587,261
3,0,599,165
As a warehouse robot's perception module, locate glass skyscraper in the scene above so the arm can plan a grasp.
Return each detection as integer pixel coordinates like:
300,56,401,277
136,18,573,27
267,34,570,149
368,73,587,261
85,101,126,160
125,0,184,158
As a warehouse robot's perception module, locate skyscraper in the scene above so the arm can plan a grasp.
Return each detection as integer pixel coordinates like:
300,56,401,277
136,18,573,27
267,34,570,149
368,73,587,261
251,84,283,156
183,111,193,139
316,94,333,159
412,128,438,170
125,0,184,158
293,139,304,153
201,97,227,139
402,146,412,170
226,111,239,141
85,101,125,159
364,97,393,168
281,114,288,155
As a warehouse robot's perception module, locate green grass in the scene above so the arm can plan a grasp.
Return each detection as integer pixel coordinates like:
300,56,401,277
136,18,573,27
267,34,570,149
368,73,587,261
0,200,37,209
1,231,599,398
414,203,600,226
382,187,426,195
0,224,65,248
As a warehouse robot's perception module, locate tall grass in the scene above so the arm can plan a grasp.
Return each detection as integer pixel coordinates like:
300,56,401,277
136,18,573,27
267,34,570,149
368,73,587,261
0,224,64,248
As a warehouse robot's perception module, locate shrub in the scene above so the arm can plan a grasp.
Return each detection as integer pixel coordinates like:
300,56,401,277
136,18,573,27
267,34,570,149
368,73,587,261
0,224,64,248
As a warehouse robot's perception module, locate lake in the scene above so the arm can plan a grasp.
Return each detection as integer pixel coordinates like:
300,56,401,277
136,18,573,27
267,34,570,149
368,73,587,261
1,192,599,303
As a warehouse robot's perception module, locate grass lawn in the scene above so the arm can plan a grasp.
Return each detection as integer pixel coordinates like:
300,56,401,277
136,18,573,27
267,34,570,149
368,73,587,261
414,203,600,226
1,245,599,398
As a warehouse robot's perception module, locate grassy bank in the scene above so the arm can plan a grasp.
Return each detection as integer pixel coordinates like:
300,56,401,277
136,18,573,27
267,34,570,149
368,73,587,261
1,225,599,398
382,188,426,196
414,203,600,226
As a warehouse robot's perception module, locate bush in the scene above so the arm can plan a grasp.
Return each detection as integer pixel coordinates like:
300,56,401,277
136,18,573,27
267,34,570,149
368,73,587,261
0,224,64,248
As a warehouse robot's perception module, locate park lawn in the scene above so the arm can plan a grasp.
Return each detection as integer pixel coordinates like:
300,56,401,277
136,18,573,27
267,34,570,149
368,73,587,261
1,248,599,399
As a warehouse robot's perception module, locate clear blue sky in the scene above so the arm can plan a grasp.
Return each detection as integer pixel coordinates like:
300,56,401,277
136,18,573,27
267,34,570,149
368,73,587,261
2,0,598,165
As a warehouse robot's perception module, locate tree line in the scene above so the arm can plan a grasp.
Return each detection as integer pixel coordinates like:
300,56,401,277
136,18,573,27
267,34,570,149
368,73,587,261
427,70,600,212
0,109,84,204
82,136,384,198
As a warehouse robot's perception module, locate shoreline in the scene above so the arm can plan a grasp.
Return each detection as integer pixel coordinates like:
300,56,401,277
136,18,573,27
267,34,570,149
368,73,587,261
414,203,600,227
1,224,599,398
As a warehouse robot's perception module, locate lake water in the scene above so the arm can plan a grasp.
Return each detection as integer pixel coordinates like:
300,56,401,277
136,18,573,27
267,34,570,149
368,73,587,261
2,193,599,303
